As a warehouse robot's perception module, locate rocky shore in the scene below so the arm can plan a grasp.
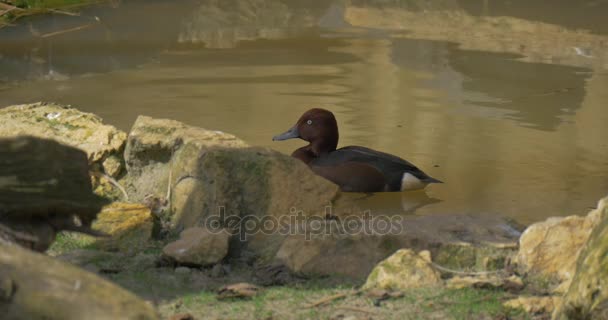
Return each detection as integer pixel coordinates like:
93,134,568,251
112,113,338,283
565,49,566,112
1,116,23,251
0,102,606,320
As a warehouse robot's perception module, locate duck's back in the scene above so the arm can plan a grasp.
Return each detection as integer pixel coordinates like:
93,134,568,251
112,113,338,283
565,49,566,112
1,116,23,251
310,146,440,191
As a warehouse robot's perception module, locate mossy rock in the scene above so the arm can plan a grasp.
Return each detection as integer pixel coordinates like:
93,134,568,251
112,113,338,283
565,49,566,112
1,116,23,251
92,203,155,254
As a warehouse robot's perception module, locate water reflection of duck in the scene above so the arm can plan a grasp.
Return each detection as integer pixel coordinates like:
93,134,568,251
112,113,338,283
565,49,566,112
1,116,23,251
273,108,442,192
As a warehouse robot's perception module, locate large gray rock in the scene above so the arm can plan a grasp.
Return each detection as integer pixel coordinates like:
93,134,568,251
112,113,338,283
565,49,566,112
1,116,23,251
0,102,127,177
553,197,608,320
162,227,230,266
123,115,340,261
275,214,519,279
0,242,158,320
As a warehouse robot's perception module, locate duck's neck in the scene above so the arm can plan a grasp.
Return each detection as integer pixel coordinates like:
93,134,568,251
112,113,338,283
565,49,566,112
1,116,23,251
292,140,337,164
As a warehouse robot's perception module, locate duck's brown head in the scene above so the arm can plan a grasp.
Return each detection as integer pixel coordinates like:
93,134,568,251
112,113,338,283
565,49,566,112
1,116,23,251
272,108,339,155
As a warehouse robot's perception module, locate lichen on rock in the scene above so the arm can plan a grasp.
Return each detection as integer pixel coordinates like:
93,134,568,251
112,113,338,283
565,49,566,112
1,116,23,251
0,102,127,177
363,249,441,290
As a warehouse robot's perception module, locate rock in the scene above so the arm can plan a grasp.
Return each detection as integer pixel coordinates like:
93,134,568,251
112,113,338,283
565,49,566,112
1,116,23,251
0,242,158,320
91,202,155,254
275,214,518,279
162,227,230,266
0,102,127,177
504,296,560,315
553,197,608,320
0,136,108,251
362,249,441,290
123,115,247,203
276,231,403,279
516,203,601,292
123,115,339,262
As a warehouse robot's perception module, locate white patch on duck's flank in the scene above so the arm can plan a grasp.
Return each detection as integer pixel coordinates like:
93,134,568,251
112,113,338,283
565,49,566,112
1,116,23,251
400,173,426,191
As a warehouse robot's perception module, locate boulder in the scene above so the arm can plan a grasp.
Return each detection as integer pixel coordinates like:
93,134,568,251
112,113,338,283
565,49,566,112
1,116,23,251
0,242,158,320
90,202,155,254
0,102,127,177
275,214,519,279
276,232,404,279
553,197,608,320
516,205,601,292
123,116,340,261
162,227,230,266
362,249,441,290
123,115,247,203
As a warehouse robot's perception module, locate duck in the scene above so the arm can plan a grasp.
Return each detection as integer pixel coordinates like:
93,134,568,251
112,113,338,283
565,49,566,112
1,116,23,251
272,108,442,192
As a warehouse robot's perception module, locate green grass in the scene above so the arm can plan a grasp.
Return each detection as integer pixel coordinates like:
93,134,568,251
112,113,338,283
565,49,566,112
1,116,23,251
44,226,535,320
0,0,102,28
47,231,96,255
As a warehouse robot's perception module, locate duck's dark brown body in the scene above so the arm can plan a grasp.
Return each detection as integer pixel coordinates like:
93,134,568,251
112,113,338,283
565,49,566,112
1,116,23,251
273,108,442,192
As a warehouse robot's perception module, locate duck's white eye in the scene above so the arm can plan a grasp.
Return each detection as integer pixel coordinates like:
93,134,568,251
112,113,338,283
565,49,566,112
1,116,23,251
307,120,313,125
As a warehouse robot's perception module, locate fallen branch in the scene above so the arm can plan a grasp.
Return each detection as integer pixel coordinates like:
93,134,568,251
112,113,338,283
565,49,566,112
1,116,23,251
40,22,96,38
304,290,362,308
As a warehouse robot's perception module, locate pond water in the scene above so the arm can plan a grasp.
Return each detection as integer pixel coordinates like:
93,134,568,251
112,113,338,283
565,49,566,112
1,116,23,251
1,0,607,224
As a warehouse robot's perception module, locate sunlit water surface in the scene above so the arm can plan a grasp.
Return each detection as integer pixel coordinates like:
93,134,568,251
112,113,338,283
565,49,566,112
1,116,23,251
1,0,607,224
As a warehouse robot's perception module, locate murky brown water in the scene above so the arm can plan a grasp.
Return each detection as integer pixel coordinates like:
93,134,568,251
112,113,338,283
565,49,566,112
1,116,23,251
1,0,607,224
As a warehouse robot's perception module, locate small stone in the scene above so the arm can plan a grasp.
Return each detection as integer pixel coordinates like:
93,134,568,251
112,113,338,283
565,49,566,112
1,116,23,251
175,267,191,275
163,227,230,266
102,155,123,178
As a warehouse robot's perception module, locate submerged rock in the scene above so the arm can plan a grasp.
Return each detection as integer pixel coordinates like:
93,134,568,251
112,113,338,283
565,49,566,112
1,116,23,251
162,227,230,266
0,102,127,177
553,197,608,320
516,204,601,292
362,249,441,290
0,242,158,320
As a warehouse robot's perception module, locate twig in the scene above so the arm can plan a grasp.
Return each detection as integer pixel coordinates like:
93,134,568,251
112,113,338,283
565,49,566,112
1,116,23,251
90,170,129,201
40,22,96,38
48,8,80,17
304,290,362,308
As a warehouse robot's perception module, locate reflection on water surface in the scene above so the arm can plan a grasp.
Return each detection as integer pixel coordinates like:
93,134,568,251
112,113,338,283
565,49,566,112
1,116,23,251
1,0,607,224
